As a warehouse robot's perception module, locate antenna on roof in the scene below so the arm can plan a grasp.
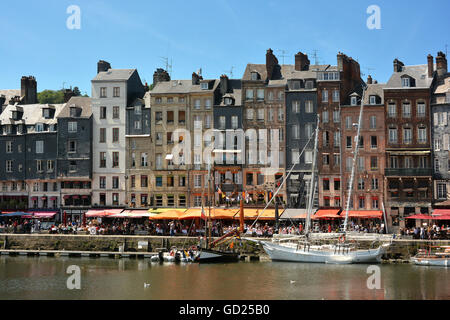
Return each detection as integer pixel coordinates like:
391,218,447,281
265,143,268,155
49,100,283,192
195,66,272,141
309,50,320,65
160,56,173,77
277,49,289,65
224,66,234,78
361,67,375,77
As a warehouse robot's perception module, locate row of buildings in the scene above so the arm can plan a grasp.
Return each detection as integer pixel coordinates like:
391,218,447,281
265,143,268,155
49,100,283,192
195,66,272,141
0,50,449,230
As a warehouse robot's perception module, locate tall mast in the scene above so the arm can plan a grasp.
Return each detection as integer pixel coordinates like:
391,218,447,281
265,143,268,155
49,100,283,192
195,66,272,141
305,116,320,237
343,86,367,233
207,158,212,248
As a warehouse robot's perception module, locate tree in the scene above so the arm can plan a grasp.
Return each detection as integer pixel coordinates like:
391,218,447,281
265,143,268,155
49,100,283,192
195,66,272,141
38,90,65,104
73,87,81,96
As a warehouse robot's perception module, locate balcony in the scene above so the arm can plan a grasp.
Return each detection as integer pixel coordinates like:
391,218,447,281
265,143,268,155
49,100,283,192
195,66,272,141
385,168,432,177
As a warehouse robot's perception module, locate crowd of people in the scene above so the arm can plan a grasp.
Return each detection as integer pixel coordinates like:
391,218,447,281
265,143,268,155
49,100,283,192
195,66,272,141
0,217,448,239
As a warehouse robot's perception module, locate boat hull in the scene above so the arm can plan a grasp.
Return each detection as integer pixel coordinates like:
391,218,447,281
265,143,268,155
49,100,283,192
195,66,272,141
411,257,449,267
260,241,387,264
195,249,239,263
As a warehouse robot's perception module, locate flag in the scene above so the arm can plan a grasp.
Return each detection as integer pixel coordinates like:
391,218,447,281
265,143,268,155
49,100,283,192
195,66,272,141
201,205,207,221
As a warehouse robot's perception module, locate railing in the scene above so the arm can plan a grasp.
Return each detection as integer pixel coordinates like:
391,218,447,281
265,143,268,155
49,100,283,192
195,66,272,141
385,168,432,176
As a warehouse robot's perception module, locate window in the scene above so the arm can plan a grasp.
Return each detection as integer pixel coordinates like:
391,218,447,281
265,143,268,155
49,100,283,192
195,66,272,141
323,154,330,165
219,116,226,130
47,160,54,172
322,111,329,123
179,176,186,187
346,136,352,149
205,99,211,109
6,141,12,153
141,175,148,188
257,89,264,101
345,116,352,129
358,178,365,190
36,141,44,154
292,149,300,164
134,105,141,115
134,121,141,130
156,154,162,169
435,138,442,151
231,116,238,129
402,78,410,87
179,111,186,124
257,109,264,121
388,103,396,118
68,140,76,153
100,106,107,119
304,151,312,164
370,136,378,148
369,96,376,105
303,100,313,113
435,158,440,172
322,90,328,102
323,131,330,147
333,110,340,123
70,107,78,117
417,102,426,117
390,156,398,169
323,179,330,191
100,87,107,98
403,127,412,144
351,96,357,106
6,160,12,172
155,112,163,123
113,106,119,119
194,99,201,109
36,160,43,172
99,128,106,143
99,152,106,168
388,127,398,143
437,183,447,199
334,131,340,147
112,176,119,189
246,89,254,100
305,123,313,137
370,156,378,170
418,126,427,143
194,175,202,188
251,72,259,81
156,176,163,187
359,197,365,209
402,102,411,118
334,154,340,166
35,123,44,132
113,87,120,97
141,153,148,167
292,101,300,113
372,178,379,190
346,157,353,172
370,116,376,129
292,125,300,139
278,108,284,121
112,128,119,143
112,193,119,206
332,90,340,102
200,82,208,90
305,81,313,89
155,97,162,104
247,109,254,120
404,157,412,168
68,121,77,133
112,152,119,168
358,157,365,171
130,175,135,188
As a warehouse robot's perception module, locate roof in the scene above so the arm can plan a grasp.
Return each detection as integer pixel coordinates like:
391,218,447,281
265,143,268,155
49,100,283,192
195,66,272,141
58,97,92,118
0,103,66,125
0,89,21,105
363,83,386,105
385,64,434,89
151,79,220,95
434,75,450,94
92,69,137,81
242,63,329,81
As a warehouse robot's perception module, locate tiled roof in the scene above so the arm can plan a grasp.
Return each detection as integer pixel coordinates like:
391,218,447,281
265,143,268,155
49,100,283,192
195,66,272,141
92,69,136,81
58,97,92,118
363,83,386,105
385,64,434,89
0,103,65,125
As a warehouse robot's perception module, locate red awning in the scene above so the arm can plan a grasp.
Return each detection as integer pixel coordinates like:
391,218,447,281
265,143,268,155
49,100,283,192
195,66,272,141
85,209,123,218
41,197,47,200
63,195,70,199
31,211,58,219
406,214,433,220
72,195,79,199
432,209,450,216
50,197,57,201
312,209,341,220
31,197,38,200
345,210,383,219
82,195,89,199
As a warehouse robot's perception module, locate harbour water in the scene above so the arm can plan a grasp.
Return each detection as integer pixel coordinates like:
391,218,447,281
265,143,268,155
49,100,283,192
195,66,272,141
0,256,448,300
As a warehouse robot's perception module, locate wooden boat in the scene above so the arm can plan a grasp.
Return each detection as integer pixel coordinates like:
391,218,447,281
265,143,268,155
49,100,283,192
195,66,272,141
411,246,450,267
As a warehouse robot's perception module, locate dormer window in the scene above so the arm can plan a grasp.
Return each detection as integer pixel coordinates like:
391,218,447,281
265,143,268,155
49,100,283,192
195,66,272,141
251,72,259,81
369,96,376,105
70,107,78,117
42,108,51,119
200,82,208,90
351,96,358,106
402,77,410,87
293,81,301,90
36,123,44,132
134,105,142,115
305,81,313,89
49,124,57,132
224,97,233,106
5,125,12,135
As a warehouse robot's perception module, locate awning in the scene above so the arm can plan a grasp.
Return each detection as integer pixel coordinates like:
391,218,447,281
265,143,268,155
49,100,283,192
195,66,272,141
290,174,299,180
148,208,185,214
41,196,47,200
386,150,431,155
111,210,158,218
165,154,174,160
406,214,433,220
31,211,58,219
31,197,38,200
280,209,312,220
180,208,239,220
1,212,31,218
85,209,123,217
50,197,57,201
432,209,450,216
312,209,341,220
233,208,283,220
149,209,186,220
343,210,383,219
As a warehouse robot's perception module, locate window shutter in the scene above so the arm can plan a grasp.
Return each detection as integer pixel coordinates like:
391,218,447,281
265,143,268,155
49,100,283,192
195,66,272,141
444,112,448,126
434,112,439,126
444,134,449,151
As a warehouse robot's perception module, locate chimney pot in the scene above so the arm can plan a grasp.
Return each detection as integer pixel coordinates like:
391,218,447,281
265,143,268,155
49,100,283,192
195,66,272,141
367,75,373,84
436,51,448,77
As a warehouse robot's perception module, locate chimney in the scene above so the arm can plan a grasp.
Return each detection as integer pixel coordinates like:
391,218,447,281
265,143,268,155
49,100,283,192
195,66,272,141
436,51,448,77
192,72,202,85
427,54,434,78
153,68,171,86
0,95,5,107
266,48,279,80
220,74,229,95
295,52,310,71
97,60,111,74
367,75,373,84
393,59,404,72
64,89,75,103
20,76,37,104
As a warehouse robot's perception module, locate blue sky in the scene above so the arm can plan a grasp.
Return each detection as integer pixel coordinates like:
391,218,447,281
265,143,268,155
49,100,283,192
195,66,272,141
0,0,449,95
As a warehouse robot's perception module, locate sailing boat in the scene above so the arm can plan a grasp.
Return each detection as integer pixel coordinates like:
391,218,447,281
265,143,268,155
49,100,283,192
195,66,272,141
252,86,390,264
193,157,241,263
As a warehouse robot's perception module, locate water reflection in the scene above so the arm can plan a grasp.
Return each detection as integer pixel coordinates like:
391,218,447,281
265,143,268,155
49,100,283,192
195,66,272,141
0,257,448,300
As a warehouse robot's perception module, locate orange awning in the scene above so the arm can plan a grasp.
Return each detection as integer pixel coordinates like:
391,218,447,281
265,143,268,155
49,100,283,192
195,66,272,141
312,209,341,220
149,209,186,220
344,210,383,219
179,208,239,220
233,208,283,220
85,209,123,217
